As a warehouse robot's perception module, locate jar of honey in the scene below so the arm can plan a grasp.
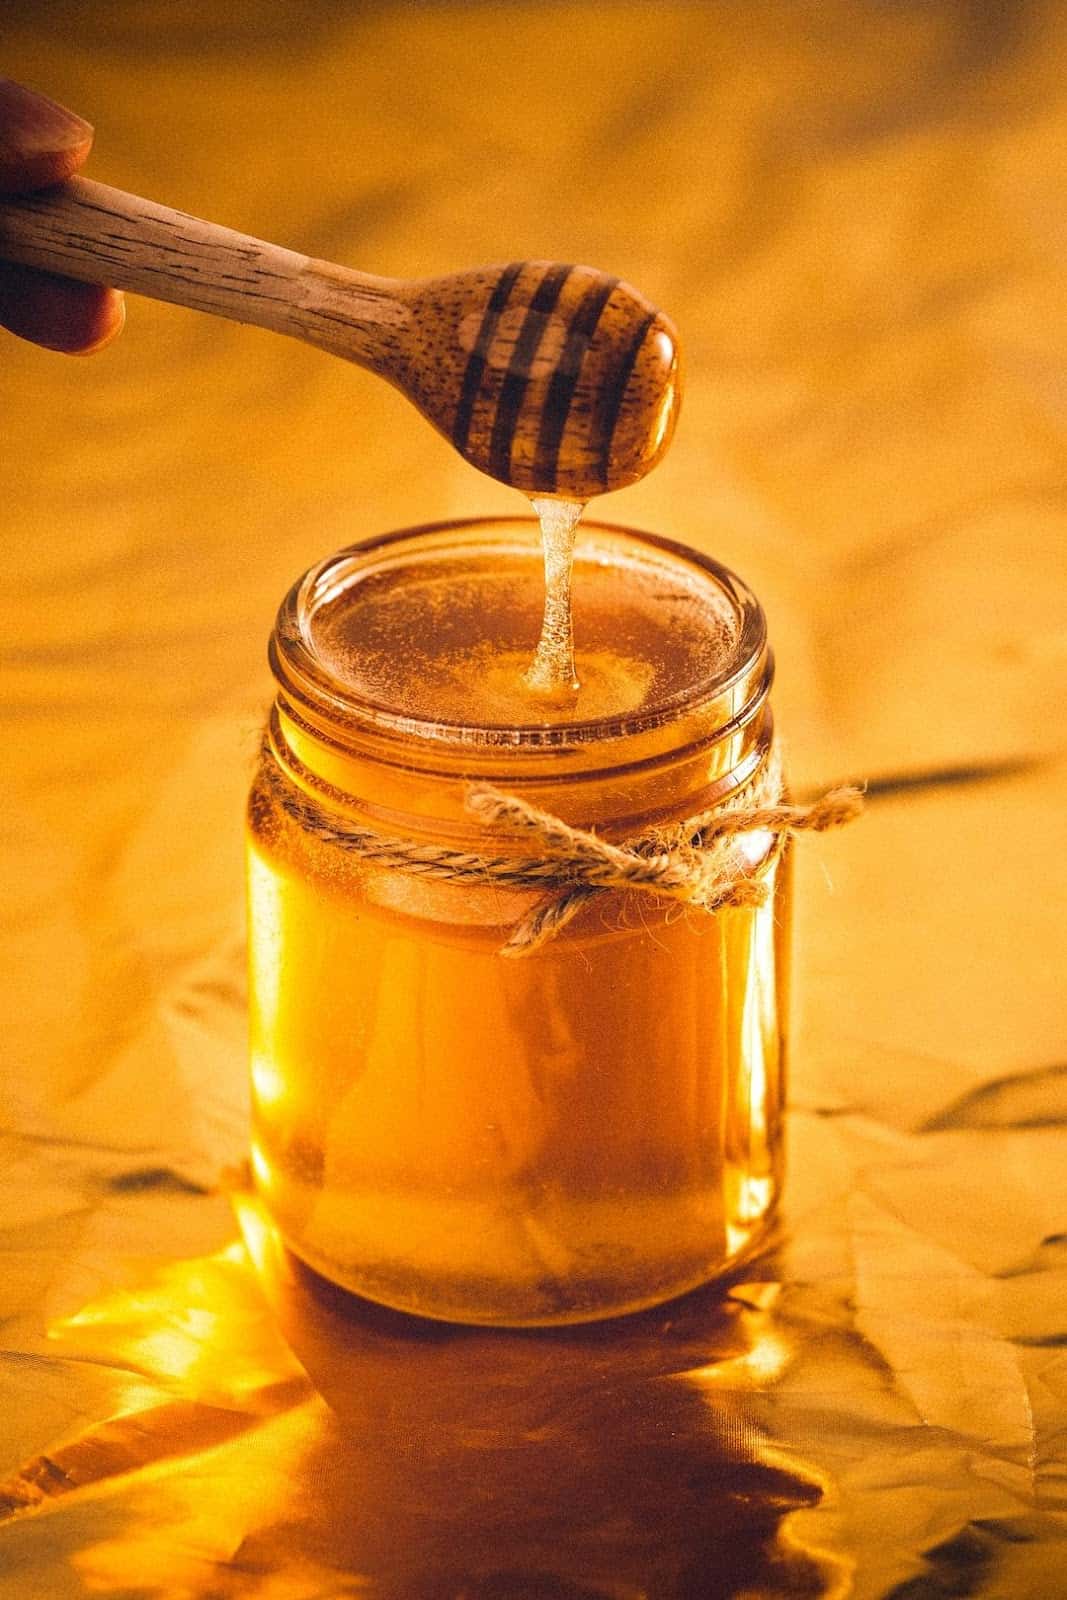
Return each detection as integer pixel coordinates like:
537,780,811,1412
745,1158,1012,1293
247,517,789,1325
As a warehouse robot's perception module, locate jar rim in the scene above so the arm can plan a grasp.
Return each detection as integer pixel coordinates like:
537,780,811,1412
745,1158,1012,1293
271,517,769,757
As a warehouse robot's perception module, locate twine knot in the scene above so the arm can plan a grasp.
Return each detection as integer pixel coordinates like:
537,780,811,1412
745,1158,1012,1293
261,736,862,957
465,757,862,953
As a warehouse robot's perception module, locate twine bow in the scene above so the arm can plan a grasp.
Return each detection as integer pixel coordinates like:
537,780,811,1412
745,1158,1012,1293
260,740,862,957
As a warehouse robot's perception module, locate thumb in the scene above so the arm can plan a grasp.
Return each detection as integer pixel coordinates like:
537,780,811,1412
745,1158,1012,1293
0,78,94,197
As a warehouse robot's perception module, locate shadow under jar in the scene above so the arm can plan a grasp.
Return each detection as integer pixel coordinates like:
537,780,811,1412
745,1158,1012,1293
247,518,790,1326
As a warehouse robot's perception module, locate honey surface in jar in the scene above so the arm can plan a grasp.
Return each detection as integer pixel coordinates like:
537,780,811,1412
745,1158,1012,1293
305,524,737,726
248,523,788,1325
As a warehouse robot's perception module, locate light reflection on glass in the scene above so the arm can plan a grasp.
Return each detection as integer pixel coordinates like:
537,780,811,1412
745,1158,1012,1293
725,871,786,1254
249,1140,273,1193
251,1053,289,1117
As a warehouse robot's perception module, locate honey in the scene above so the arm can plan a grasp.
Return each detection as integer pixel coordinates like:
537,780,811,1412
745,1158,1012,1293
524,496,584,697
248,518,789,1325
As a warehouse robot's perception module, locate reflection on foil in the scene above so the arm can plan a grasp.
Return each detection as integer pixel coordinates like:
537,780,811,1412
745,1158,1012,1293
0,1192,850,1598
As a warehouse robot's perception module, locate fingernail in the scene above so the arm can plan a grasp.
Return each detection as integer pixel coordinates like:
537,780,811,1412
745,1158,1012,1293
0,78,93,157
78,290,126,356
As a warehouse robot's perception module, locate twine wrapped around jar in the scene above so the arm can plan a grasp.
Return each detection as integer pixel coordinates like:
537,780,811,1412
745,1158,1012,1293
259,739,862,956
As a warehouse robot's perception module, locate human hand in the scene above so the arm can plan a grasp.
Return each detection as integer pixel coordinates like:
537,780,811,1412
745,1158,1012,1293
0,78,124,352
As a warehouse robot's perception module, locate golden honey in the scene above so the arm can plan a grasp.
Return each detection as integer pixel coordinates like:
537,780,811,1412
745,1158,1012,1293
248,518,789,1325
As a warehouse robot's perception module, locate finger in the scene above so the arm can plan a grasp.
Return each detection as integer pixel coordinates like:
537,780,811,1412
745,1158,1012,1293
0,78,93,196
0,82,120,354
0,263,125,353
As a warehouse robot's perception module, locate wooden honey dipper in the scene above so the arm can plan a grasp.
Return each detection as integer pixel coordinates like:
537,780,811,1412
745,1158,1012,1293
0,177,681,497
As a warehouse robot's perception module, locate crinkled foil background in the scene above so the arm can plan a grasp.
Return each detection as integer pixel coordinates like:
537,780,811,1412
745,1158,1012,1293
1,3,1065,1595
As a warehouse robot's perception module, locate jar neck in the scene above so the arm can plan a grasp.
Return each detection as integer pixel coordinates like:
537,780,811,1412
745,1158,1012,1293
265,520,775,838
267,680,774,841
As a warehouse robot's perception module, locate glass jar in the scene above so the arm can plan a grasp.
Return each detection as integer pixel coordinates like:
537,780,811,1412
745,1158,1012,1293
247,517,789,1326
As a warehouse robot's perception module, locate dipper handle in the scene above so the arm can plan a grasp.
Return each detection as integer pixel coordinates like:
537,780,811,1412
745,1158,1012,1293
0,176,404,365
0,177,681,496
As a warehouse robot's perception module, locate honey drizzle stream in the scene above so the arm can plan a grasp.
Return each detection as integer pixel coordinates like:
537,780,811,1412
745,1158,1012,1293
524,496,585,698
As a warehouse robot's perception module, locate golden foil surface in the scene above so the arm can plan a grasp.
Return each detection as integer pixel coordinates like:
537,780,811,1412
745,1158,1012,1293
1,3,1065,1594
